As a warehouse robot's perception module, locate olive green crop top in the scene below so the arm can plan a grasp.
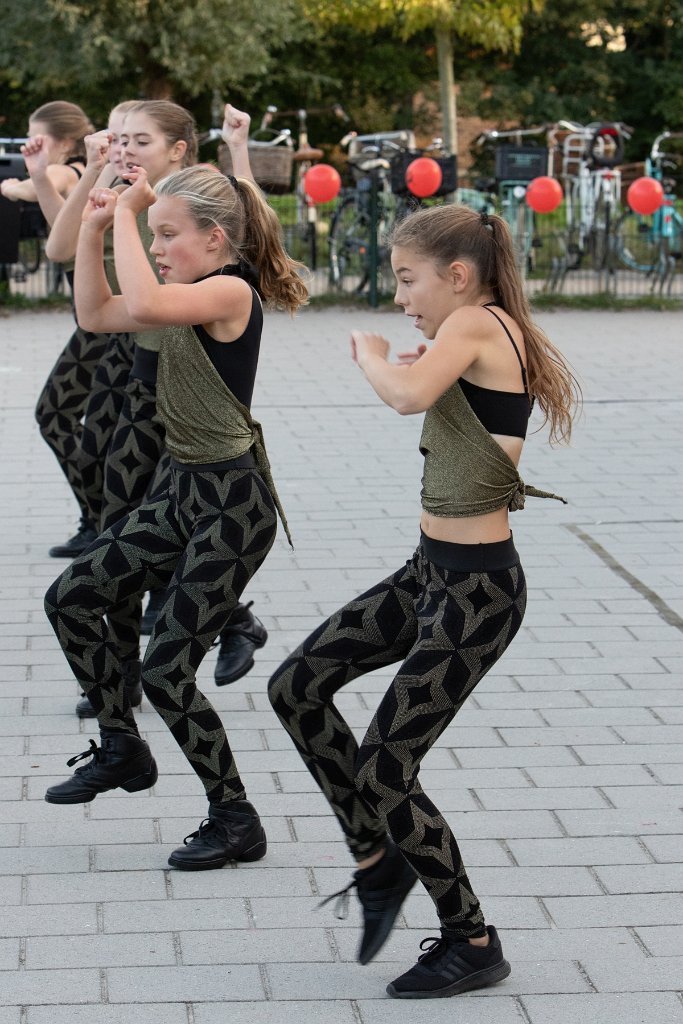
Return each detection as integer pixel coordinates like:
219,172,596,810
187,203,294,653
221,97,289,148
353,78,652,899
157,320,292,546
419,380,566,517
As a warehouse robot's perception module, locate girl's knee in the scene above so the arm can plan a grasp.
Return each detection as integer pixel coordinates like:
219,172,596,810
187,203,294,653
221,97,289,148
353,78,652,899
268,654,309,712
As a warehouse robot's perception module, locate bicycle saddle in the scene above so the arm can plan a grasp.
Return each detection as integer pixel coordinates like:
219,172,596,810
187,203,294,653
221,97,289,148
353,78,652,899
293,147,324,162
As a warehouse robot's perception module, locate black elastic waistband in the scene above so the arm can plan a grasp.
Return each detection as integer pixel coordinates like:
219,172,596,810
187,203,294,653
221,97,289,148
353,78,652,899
170,452,257,472
420,531,519,572
131,345,159,384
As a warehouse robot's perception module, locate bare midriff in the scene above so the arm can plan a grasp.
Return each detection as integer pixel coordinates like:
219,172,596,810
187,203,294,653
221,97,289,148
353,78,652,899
420,433,524,545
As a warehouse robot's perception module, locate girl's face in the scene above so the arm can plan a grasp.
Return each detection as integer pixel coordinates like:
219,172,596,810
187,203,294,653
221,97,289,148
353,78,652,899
27,120,71,164
391,245,459,340
107,112,127,176
120,111,186,186
148,194,222,284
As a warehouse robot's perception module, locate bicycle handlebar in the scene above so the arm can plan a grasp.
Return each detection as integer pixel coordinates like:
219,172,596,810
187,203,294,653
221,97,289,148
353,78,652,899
651,131,683,161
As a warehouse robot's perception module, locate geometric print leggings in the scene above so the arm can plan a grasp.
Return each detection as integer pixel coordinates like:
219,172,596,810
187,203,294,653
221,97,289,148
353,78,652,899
268,535,526,937
45,464,277,805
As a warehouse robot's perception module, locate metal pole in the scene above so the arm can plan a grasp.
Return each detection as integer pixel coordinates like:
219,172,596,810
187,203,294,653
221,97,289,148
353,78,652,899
368,172,379,308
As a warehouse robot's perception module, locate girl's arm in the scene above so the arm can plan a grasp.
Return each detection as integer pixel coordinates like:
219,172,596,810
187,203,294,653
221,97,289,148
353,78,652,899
3,138,82,226
74,188,149,333
351,311,486,415
222,103,255,183
46,131,116,262
113,170,251,329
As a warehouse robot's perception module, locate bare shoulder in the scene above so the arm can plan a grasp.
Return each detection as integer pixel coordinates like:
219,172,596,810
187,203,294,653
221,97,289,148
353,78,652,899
438,303,508,343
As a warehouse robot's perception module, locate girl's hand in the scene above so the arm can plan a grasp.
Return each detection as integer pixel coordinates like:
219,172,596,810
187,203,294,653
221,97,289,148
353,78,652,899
351,330,391,367
82,187,119,230
396,344,428,365
0,178,21,199
222,103,251,148
20,135,51,178
84,130,112,171
116,167,156,213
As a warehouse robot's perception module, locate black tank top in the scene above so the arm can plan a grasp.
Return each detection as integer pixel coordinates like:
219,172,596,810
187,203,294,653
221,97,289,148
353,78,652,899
194,262,263,409
458,303,533,439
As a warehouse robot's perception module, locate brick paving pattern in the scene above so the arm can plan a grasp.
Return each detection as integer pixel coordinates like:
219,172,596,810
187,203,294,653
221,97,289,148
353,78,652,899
0,306,681,1022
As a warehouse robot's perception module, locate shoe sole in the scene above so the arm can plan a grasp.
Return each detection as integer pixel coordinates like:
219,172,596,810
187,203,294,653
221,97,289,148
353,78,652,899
386,958,511,999
214,629,268,687
358,867,419,965
168,836,267,871
44,758,158,805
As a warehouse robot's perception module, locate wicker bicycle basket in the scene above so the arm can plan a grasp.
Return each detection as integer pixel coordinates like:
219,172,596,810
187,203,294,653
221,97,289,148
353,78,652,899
218,140,294,195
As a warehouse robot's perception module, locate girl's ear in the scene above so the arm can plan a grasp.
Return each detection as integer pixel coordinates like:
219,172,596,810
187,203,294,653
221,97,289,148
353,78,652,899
449,259,470,292
169,139,187,165
206,225,225,252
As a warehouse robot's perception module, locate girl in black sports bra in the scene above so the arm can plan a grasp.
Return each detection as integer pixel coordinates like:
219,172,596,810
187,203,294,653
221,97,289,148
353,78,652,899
269,204,579,1001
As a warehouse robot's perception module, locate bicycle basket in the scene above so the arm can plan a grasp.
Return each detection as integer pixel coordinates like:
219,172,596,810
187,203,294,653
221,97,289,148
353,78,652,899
390,152,457,197
494,146,548,183
218,139,294,194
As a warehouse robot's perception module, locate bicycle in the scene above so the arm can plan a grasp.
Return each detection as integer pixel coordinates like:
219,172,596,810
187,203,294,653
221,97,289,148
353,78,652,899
614,131,683,294
0,138,47,279
474,125,550,277
328,131,454,298
548,120,632,272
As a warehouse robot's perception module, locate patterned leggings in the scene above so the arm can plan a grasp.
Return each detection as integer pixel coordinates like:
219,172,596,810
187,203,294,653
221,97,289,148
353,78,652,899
268,536,526,936
100,375,169,661
79,332,135,527
45,465,277,803
35,324,110,518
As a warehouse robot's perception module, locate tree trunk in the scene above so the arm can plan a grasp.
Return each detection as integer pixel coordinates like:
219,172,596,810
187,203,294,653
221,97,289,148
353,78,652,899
435,27,457,164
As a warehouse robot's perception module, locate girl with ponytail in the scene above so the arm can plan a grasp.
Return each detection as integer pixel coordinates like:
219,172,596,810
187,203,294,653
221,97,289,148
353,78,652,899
268,202,579,999
44,156,307,874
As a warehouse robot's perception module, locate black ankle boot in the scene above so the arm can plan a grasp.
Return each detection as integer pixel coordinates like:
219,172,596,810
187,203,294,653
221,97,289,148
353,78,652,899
167,799,267,870
44,731,157,804
75,659,143,718
214,602,268,686
48,515,98,559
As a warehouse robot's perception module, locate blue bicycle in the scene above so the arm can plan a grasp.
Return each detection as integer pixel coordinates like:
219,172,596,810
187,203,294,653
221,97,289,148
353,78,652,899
615,131,683,291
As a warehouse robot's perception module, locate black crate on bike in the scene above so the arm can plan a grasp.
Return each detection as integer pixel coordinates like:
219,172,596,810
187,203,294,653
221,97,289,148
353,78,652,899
495,146,548,183
0,153,27,264
390,152,457,197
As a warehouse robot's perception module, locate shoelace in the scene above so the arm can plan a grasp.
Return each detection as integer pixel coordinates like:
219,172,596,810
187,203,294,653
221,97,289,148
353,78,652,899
417,936,447,963
66,739,100,768
316,878,356,919
182,817,216,845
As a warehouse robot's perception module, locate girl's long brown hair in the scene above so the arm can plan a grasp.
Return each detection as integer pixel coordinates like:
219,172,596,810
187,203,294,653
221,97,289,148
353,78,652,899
29,101,94,160
155,167,308,315
391,205,581,444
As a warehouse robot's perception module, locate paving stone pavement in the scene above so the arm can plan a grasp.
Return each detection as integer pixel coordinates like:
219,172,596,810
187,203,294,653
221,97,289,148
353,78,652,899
0,305,682,1023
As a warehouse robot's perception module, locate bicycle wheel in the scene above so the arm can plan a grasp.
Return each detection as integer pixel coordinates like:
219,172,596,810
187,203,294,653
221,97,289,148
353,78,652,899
18,236,42,275
588,193,613,270
613,210,659,273
329,196,371,294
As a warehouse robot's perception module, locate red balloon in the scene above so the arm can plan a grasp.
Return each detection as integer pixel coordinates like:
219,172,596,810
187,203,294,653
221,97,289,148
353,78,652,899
405,157,443,198
525,176,563,214
627,176,664,215
303,163,341,204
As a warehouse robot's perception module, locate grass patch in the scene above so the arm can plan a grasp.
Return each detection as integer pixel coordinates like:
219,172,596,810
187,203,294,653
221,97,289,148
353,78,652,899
0,290,71,312
530,291,683,311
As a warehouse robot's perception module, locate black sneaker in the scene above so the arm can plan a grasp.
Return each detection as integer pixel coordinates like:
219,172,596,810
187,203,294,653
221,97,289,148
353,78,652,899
318,837,418,964
75,658,143,718
167,799,267,870
214,602,267,686
140,589,166,636
386,925,511,999
44,731,157,804
48,516,98,558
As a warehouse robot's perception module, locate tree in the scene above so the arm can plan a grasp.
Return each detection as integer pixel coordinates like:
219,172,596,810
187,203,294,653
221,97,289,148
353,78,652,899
300,0,543,157
0,0,302,130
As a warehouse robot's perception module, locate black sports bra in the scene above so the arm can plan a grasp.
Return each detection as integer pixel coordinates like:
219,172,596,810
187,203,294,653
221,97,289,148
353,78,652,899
458,303,533,439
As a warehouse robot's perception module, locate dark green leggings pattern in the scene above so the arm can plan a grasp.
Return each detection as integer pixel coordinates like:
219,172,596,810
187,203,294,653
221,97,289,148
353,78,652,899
268,545,526,937
45,466,277,804
35,325,110,517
